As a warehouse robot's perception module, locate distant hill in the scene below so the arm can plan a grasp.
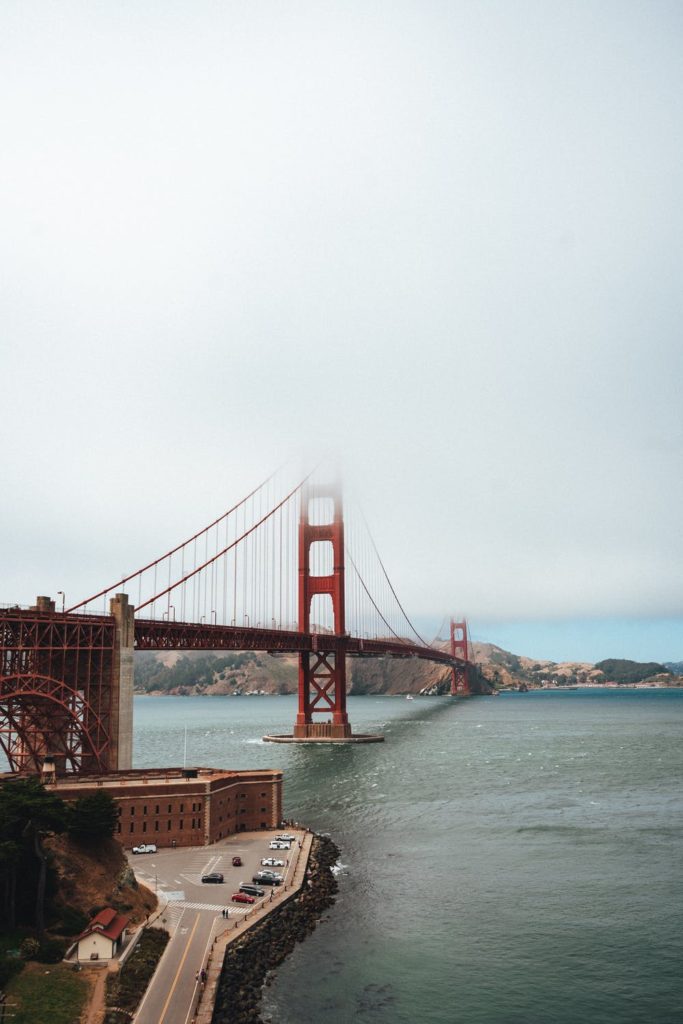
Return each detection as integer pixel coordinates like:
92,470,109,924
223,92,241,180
665,661,683,675
594,659,671,685
469,641,602,688
132,645,681,696
133,647,492,696
134,650,295,695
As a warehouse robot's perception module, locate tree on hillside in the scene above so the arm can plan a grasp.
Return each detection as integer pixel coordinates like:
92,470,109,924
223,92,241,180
0,838,22,929
67,790,119,844
0,777,67,935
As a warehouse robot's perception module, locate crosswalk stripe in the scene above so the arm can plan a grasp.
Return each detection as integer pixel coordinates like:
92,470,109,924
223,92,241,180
173,900,250,915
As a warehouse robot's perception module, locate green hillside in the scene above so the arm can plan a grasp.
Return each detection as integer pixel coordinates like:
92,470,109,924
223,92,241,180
594,659,671,685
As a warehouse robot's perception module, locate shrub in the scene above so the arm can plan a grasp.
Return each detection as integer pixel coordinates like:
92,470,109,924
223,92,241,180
36,937,68,963
20,936,40,960
106,928,169,1016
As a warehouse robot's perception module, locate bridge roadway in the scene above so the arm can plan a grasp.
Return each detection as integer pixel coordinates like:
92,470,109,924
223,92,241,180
131,828,307,1024
0,607,464,669
133,617,464,668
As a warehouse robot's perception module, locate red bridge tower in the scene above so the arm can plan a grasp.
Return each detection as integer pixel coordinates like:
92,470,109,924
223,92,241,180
294,484,352,739
450,618,470,696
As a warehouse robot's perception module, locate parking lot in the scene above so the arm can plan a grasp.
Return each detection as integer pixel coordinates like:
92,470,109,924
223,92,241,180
130,828,305,1024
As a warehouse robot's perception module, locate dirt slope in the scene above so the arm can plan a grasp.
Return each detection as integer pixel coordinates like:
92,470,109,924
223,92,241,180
46,835,156,925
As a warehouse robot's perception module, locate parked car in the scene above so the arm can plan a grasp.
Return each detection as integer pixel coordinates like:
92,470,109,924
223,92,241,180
232,892,255,904
132,844,157,854
201,872,224,883
275,833,296,842
269,840,290,850
253,872,283,885
239,883,265,897
261,857,285,867
232,855,243,867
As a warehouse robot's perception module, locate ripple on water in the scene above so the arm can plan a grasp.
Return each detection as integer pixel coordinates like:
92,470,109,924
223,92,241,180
132,691,683,1024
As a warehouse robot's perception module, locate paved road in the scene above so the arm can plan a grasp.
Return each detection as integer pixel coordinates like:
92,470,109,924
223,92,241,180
132,831,301,1024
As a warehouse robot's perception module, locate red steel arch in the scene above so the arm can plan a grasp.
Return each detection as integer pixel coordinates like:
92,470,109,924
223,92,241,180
0,674,110,774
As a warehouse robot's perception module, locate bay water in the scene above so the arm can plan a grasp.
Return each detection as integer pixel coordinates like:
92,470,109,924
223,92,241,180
135,690,682,1023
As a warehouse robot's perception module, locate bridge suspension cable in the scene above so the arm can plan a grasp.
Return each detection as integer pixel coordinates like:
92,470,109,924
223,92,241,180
68,466,309,629
66,465,450,656
343,500,430,647
66,468,282,614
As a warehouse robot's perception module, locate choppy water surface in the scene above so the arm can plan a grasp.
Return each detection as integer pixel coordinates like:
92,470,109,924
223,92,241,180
134,690,683,1023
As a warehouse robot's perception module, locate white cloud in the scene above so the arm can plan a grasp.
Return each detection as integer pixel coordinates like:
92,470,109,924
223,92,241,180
2,1,682,624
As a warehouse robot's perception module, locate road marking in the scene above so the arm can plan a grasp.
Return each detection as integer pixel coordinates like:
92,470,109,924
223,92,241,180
184,917,219,1024
200,854,219,876
157,911,200,1024
133,907,186,1021
174,901,226,912
164,891,186,901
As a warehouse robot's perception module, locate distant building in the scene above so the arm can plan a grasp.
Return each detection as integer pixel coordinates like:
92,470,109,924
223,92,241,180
50,766,283,848
76,907,128,962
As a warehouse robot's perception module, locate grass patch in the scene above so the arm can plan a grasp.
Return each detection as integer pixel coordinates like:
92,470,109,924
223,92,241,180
104,927,169,1024
4,962,89,1024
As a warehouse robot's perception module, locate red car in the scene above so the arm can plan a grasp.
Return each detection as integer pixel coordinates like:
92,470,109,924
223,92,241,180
232,855,242,867
231,892,255,904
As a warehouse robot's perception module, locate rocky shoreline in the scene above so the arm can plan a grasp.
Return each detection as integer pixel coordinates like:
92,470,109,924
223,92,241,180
211,833,340,1024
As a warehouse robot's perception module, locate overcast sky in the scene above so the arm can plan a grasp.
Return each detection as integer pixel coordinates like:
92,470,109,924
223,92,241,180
2,1,681,663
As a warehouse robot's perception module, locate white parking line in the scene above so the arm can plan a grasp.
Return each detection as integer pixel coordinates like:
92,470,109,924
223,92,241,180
200,854,220,876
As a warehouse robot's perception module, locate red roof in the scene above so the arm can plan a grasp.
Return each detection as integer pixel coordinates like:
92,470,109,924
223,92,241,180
77,907,128,942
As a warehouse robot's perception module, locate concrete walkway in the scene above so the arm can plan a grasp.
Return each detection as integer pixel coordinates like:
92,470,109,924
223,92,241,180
190,830,313,1024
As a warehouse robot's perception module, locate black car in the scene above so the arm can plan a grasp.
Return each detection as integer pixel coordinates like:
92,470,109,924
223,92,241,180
201,872,224,883
239,883,265,897
253,872,283,885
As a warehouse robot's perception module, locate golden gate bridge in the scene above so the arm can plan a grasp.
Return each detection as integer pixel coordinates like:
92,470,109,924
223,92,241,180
0,466,473,773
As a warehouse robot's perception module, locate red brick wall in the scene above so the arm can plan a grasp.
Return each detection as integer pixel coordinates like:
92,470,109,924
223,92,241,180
53,768,283,849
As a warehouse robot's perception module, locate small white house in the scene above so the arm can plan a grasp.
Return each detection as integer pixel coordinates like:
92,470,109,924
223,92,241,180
76,907,128,962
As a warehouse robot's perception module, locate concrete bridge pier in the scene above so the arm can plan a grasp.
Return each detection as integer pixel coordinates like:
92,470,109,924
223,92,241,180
110,593,135,770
